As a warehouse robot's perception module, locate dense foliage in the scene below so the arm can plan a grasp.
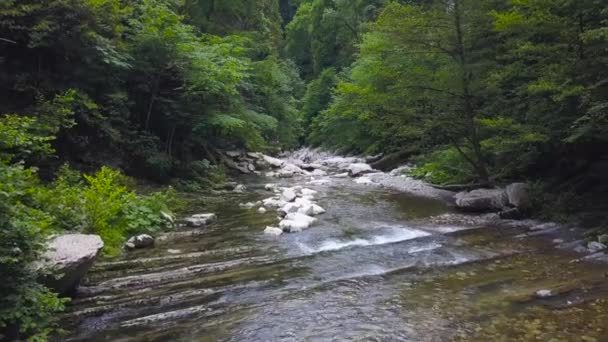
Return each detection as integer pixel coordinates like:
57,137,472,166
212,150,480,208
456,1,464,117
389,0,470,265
308,0,608,194
2,0,608,339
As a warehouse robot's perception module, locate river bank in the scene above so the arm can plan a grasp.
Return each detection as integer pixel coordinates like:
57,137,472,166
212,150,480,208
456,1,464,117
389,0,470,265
55,150,608,341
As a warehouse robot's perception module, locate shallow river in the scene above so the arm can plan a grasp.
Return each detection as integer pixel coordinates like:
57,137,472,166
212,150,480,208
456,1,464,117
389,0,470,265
59,170,608,341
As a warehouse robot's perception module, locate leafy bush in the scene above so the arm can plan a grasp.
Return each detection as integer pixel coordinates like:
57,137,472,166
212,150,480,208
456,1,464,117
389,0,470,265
37,166,178,256
0,162,67,341
408,148,474,185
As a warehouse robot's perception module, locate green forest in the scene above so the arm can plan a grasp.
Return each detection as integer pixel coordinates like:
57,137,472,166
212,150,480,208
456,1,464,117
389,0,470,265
1,0,607,340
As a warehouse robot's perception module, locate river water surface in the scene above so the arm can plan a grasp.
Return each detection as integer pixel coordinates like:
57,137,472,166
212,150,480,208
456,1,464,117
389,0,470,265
59,166,608,341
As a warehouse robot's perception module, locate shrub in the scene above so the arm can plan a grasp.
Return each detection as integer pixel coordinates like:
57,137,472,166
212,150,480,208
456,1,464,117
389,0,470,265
0,162,66,341
408,147,474,185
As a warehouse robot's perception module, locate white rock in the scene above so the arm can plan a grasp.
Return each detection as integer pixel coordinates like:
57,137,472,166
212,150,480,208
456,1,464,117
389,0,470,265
125,234,154,250
535,289,554,298
233,184,247,193
262,154,285,168
167,249,182,254
262,197,286,208
279,213,317,232
264,183,279,191
264,226,283,236
311,169,327,177
281,188,297,202
348,163,373,177
354,176,374,185
300,188,318,196
333,173,349,178
588,241,607,253
308,179,331,185
184,213,217,227
280,202,303,215
39,234,104,294
239,202,256,209
299,204,326,216
258,207,267,214
247,152,262,159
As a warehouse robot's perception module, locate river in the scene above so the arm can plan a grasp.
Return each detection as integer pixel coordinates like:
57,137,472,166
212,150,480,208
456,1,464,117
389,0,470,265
58,152,608,341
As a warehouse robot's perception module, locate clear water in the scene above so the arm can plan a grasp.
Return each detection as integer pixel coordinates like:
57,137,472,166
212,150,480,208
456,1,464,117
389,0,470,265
57,175,608,341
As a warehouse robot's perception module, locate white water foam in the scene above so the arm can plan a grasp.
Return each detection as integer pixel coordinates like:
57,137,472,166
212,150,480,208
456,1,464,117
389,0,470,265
298,227,431,254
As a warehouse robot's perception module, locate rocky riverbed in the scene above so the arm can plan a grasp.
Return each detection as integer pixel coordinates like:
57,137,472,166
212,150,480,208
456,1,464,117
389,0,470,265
57,149,608,341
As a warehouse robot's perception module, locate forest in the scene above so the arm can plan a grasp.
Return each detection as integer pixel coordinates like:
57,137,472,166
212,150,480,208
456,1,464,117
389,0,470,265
1,0,607,340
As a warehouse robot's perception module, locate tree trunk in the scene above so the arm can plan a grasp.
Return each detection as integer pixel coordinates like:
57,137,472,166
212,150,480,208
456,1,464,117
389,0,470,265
452,0,490,184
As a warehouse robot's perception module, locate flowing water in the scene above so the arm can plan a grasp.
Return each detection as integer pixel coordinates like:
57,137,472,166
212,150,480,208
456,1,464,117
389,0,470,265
58,162,608,341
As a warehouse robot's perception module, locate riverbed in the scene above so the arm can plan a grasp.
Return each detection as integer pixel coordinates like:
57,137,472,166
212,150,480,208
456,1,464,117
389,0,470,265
58,154,608,341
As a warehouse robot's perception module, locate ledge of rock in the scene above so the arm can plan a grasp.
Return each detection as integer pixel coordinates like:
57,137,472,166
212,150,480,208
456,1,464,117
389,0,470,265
39,234,104,295
454,188,508,212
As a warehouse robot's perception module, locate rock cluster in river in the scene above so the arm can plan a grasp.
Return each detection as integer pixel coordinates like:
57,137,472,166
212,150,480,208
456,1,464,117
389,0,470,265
262,184,326,235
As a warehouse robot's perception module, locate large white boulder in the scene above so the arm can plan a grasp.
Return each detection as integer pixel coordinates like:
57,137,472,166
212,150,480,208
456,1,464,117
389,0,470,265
39,234,104,294
125,234,154,250
262,197,287,208
299,204,326,216
264,226,283,236
354,176,374,185
347,163,373,177
454,189,508,212
262,154,285,168
183,213,217,227
279,213,317,232
281,188,297,202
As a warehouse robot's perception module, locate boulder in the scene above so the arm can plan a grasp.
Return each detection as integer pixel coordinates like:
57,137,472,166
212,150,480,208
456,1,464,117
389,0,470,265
246,163,256,172
279,212,317,232
588,241,607,253
239,202,256,209
258,207,267,214
281,163,305,175
225,151,242,158
300,188,318,197
534,289,554,298
279,202,303,215
233,184,247,193
499,207,524,220
125,234,154,250
354,176,374,185
264,226,283,236
247,152,262,159
262,154,285,168
347,163,373,177
281,188,297,202
299,204,326,216
278,170,295,178
454,188,508,212
39,234,104,295
262,197,286,208
308,179,331,185
184,213,216,227
333,172,349,178
311,169,327,177
264,183,280,192
506,182,531,209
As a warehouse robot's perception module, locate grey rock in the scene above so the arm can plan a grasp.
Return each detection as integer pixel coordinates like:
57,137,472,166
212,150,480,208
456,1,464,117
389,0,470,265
535,289,554,298
225,151,242,158
262,154,285,168
588,241,607,253
347,163,373,177
183,213,216,227
233,184,247,193
505,182,531,209
39,234,104,294
264,226,283,236
281,188,297,202
454,188,508,212
125,234,154,250
499,207,524,220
